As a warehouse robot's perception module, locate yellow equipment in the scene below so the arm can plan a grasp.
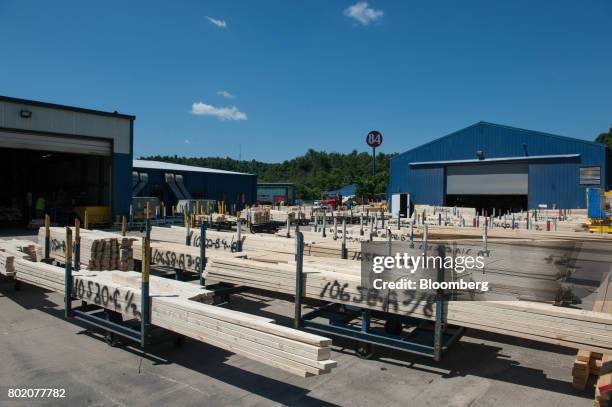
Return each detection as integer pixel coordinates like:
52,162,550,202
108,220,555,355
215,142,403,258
587,188,612,233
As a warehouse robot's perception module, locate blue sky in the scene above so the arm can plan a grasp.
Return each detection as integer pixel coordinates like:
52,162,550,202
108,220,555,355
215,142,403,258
1,1,611,162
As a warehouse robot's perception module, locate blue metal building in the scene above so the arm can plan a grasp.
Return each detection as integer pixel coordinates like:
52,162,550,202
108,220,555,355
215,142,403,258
133,160,256,211
388,122,611,211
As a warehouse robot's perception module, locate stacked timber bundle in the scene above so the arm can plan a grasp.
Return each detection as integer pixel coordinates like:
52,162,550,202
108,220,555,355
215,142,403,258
151,226,188,244
251,208,271,225
0,239,40,277
573,350,604,390
151,297,336,377
573,272,612,404
38,227,135,271
0,252,15,277
8,251,337,377
13,257,65,291
205,254,612,353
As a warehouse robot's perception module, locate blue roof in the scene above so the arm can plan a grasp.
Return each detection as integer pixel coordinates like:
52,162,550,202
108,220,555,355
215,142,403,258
325,184,356,196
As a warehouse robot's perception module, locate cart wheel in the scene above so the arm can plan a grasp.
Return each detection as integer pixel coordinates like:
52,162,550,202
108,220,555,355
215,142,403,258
356,342,376,359
384,320,403,335
173,334,186,348
105,331,120,347
250,225,255,233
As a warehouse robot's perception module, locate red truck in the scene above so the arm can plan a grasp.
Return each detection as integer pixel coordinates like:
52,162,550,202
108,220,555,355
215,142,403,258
321,193,342,210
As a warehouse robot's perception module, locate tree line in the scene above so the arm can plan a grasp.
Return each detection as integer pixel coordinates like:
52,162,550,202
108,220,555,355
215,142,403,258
139,149,397,200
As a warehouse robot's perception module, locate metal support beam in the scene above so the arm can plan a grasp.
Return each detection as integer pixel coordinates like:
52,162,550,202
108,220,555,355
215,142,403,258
64,227,73,319
294,231,304,329
199,222,206,286
74,219,80,271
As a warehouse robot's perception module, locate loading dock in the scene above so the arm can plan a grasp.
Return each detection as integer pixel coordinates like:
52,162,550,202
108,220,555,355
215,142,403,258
444,163,528,213
0,96,134,227
0,148,110,227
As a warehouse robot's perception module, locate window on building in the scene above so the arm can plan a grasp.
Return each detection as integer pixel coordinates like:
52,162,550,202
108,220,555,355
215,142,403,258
580,166,601,185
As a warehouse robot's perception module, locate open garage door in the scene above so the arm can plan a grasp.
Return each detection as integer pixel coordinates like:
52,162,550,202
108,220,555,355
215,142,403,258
445,163,528,213
0,147,111,228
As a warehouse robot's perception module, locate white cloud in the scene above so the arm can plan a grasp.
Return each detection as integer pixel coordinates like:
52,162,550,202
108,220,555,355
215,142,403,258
206,16,227,28
184,139,191,144
216,90,235,99
190,102,247,121
343,2,383,25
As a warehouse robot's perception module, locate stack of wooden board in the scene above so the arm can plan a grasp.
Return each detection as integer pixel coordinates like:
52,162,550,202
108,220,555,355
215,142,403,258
251,208,271,224
573,350,603,390
0,239,39,277
7,250,337,377
573,272,612,404
38,227,135,271
204,253,612,354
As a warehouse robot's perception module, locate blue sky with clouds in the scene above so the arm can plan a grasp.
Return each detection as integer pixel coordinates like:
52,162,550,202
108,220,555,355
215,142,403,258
1,1,611,162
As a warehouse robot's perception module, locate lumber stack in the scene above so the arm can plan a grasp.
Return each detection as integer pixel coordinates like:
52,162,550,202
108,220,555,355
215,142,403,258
0,239,39,277
251,208,271,224
205,254,612,354
38,227,135,271
7,252,337,377
151,297,335,377
155,226,363,260
573,272,612,403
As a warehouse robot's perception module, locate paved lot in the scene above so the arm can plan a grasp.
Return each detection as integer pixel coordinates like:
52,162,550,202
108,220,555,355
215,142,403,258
0,277,597,407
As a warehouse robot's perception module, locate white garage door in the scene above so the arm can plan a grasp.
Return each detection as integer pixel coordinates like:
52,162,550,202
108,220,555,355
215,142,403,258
446,163,528,195
0,130,111,156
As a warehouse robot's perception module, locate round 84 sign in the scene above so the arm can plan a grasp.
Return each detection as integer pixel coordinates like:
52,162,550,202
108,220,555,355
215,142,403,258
366,131,383,148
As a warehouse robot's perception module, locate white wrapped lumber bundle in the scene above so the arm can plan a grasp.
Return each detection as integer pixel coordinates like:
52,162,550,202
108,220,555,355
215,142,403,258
10,256,336,377
205,255,612,354
269,210,295,223
37,227,135,271
156,226,363,259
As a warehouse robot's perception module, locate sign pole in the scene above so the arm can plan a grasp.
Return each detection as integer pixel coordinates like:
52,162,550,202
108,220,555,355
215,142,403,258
372,147,376,176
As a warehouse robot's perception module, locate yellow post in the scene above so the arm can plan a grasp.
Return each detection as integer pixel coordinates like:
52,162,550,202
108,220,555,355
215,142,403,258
183,210,187,227
84,210,89,230
44,214,50,238
172,205,176,216
74,218,80,270
121,215,127,236
196,201,200,216
160,201,165,218
65,227,72,267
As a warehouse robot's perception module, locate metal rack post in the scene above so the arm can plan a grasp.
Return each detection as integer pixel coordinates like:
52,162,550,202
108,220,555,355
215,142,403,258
141,202,152,348
294,231,304,329
199,222,206,286
64,227,73,318
74,219,80,271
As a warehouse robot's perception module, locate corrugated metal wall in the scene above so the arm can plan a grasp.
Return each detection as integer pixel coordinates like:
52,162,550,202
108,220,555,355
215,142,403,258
388,122,609,208
136,168,257,211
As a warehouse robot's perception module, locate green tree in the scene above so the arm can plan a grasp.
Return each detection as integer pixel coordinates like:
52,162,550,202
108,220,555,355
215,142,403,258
139,150,397,200
595,127,612,148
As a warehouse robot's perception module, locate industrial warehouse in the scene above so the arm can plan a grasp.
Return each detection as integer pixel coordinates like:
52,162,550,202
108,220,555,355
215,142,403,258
388,121,612,213
0,97,612,406
1,2,612,404
1,92,612,407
